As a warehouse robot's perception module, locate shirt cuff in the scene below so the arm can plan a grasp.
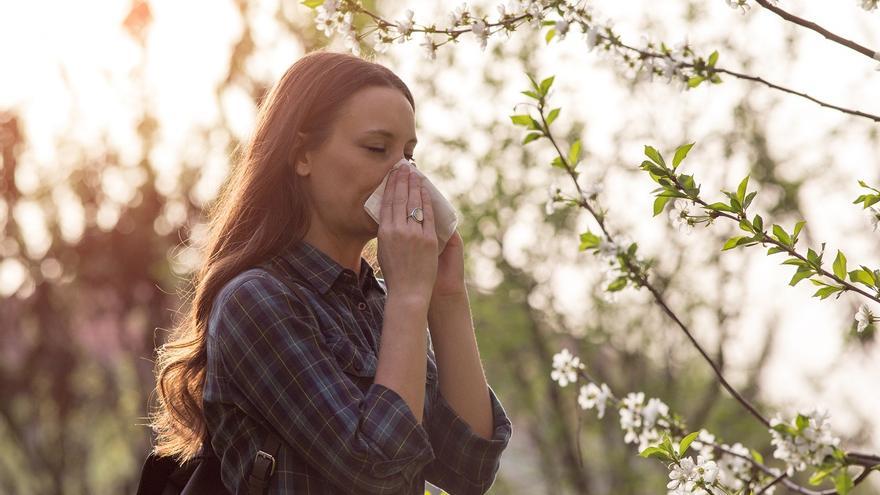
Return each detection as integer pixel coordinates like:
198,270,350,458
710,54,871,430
361,382,436,483
427,384,512,484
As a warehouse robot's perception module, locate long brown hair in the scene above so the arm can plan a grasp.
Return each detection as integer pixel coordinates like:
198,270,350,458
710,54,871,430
150,50,415,462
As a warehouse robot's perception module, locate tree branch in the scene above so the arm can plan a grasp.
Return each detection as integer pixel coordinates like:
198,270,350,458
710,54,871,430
754,0,879,61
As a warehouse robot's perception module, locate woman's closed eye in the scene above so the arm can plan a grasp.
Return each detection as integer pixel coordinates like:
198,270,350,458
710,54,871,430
365,146,414,161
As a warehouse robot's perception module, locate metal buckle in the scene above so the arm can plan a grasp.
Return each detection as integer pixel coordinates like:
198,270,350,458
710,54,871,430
255,450,276,478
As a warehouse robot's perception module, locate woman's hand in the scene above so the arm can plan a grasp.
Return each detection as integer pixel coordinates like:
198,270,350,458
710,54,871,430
377,164,438,305
430,230,466,302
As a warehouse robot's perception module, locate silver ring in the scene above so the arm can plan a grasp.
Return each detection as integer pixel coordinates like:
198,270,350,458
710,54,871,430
408,207,424,224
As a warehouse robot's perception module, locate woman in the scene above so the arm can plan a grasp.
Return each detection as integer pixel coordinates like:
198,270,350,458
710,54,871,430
149,50,512,494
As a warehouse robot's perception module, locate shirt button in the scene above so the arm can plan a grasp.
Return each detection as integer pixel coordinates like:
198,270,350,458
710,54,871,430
357,302,367,310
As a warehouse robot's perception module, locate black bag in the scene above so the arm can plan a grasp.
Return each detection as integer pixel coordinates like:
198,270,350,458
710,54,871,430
138,260,309,495
136,431,281,495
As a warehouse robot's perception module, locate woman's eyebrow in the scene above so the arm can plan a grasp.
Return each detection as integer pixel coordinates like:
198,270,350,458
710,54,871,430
361,129,418,145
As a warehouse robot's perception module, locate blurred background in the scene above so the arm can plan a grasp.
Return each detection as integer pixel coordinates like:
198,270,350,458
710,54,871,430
1,0,878,493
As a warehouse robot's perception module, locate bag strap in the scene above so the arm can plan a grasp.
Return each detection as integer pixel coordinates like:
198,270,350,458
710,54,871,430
243,259,312,495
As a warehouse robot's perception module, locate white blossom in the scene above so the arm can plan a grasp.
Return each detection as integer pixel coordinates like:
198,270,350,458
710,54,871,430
448,2,469,26
545,183,561,215
580,182,603,202
717,442,751,490
394,9,415,38
597,237,619,260
585,25,599,51
667,456,695,491
578,382,612,418
868,206,880,231
420,34,438,60
694,455,719,485
669,200,694,234
690,429,716,459
643,397,669,429
314,7,339,37
855,303,874,333
769,409,840,474
551,348,585,387
725,0,751,14
339,12,361,56
555,19,570,39
526,2,545,29
470,18,489,50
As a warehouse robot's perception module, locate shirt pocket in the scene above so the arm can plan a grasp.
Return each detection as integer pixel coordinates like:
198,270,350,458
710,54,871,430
327,331,439,386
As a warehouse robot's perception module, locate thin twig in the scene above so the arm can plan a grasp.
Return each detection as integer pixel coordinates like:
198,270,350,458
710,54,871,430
754,0,878,61
537,101,773,429
350,4,880,124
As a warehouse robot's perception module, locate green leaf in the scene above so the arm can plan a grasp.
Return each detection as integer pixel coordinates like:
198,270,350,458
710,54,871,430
678,431,700,456
539,76,555,95
568,140,581,166
521,90,540,100
772,225,791,246
834,468,854,495
706,202,734,212
607,276,628,292
807,248,822,267
510,115,533,126
654,196,671,217
522,132,542,145
750,449,764,464
671,143,695,170
707,50,719,67
809,466,836,485
767,247,785,255
793,220,806,240
545,28,556,44
547,107,561,126
743,191,757,211
639,446,671,461
833,251,847,280
752,214,764,232
551,156,566,169
709,73,722,84
301,0,324,7
723,236,746,251
644,145,666,167
687,76,704,88
849,267,876,287
795,414,809,432
526,73,540,93
789,267,812,287
814,286,843,300
641,163,667,178
579,231,601,251
736,175,750,204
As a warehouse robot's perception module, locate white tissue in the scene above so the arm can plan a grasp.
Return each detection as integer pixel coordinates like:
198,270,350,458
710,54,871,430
364,158,459,251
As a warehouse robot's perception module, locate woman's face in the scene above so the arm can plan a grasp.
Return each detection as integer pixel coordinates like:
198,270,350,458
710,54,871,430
294,85,417,241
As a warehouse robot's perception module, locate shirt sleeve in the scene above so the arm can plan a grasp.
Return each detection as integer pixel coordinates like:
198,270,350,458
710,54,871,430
209,273,436,494
422,384,513,495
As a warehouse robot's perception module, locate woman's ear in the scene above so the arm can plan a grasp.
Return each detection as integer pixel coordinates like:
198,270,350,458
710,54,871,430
294,132,311,177
294,156,311,177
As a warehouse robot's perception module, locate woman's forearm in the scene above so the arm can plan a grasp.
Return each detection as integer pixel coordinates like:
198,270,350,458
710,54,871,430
427,290,494,439
374,292,429,423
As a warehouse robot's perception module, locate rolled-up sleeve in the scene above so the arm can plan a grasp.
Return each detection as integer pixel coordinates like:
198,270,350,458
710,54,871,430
423,385,512,494
210,275,435,494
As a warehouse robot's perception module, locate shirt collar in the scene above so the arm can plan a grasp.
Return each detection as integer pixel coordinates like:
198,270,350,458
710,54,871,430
279,240,386,296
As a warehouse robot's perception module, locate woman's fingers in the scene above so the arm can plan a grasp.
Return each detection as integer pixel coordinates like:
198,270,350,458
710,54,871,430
419,178,435,237
405,168,422,227
379,167,398,224
392,165,410,225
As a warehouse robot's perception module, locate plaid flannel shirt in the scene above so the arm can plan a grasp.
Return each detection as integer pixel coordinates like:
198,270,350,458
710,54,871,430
204,240,512,494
